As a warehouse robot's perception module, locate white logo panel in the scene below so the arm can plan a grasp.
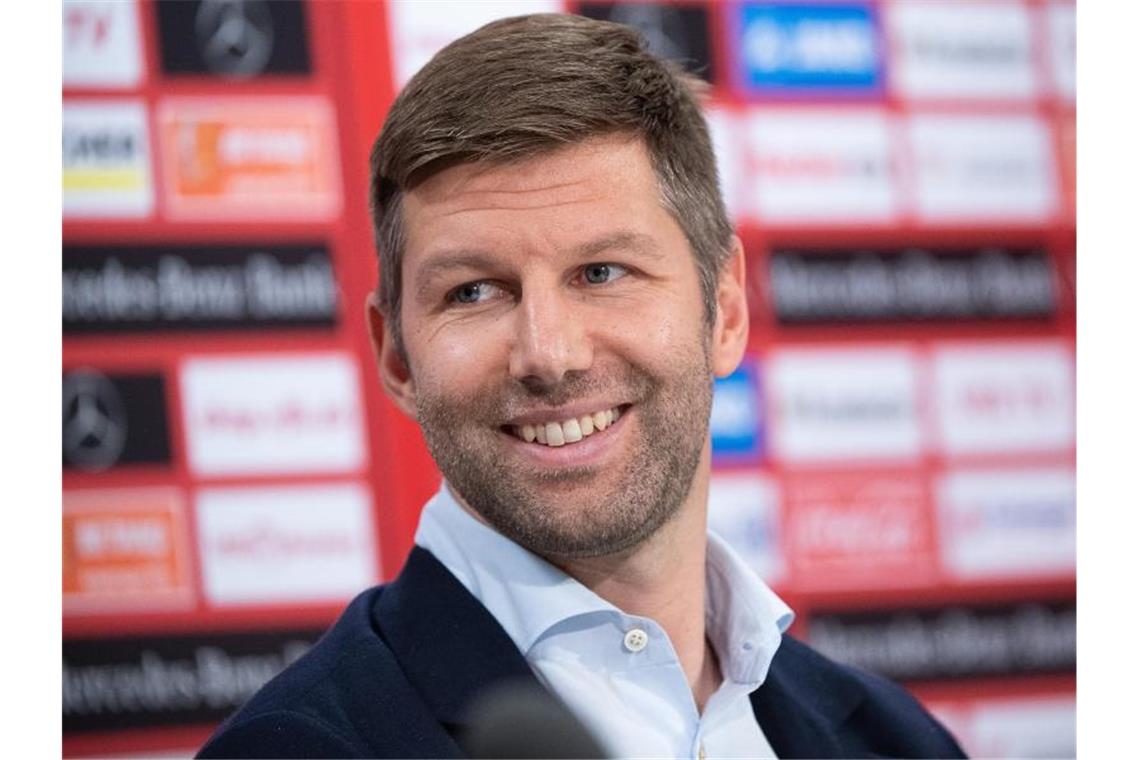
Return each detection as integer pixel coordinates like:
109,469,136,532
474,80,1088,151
933,342,1074,455
707,473,783,583
1045,2,1076,102
705,107,745,223
768,348,922,463
888,1,1038,100
929,695,1076,760
197,483,378,606
388,0,562,87
744,109,898,223
907,114,1057,222
970,697,1075,759
63,100,153,218
182,353,366,476
937,468,1075,580
63,0,143,88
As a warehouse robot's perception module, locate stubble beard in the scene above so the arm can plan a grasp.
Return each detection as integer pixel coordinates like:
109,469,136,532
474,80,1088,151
414,345,714,561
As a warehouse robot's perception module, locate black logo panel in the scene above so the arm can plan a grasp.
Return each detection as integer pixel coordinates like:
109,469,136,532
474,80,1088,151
63,244,339,335
156,0,311,78
768,246,1057,324
808,599,1076,681
578,2,714,81
62,371,171,471
63,628,325,733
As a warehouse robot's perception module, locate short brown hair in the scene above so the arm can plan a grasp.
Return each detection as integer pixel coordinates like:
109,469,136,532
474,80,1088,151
369,13,734,359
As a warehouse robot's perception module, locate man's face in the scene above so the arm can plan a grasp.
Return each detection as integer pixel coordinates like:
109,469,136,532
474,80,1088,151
376,135,744,560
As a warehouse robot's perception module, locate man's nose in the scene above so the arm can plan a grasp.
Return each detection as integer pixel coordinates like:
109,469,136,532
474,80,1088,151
508,288,593,388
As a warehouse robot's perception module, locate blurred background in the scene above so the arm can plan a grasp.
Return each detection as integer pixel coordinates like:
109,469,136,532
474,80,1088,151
62,1,1076,757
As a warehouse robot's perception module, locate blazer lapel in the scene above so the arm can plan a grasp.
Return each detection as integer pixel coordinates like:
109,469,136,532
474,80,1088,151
750,635,867,759
371,547,542,730
375,550,877,758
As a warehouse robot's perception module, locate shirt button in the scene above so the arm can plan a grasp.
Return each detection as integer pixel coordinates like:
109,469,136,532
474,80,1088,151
623,628,648,653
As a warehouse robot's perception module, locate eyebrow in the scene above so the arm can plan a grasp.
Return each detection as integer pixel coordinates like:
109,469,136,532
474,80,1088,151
412,231,663,301
572,231,663,261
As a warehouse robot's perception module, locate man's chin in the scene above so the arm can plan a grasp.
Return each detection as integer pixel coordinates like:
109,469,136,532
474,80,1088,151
463,486,679,562
521,464,609,488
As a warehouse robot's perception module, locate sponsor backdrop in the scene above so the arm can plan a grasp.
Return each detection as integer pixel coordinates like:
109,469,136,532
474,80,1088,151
62,1,1075,757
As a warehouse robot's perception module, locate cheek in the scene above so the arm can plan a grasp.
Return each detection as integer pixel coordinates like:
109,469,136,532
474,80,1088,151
596,306,703,376
627,291,701,344
410,320,508,395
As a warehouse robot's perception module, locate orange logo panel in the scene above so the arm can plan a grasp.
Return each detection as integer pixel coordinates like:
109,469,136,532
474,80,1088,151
63,488,194,613
159,97,341,220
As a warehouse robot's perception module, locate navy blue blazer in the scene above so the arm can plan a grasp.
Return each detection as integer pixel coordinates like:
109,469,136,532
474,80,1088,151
198,546,966,758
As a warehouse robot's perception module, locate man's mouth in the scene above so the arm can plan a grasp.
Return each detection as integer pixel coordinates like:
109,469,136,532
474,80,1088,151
505,405,626,448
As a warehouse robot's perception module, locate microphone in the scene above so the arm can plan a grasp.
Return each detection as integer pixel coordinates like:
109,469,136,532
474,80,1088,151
460,679,609,758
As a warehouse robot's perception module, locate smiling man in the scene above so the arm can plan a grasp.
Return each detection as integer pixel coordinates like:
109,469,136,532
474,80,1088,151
198,14,965,760
401,136,722,567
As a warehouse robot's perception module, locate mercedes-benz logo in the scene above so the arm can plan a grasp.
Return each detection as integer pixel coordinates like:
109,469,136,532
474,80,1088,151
195,0,275,79
63,370,126,471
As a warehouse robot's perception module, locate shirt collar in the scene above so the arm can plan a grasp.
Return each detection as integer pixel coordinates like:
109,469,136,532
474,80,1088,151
705,529,795,687
414,482,794,682
414,482,617,655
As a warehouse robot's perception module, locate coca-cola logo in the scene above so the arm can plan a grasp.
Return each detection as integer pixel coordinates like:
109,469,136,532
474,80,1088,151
795,503,922,555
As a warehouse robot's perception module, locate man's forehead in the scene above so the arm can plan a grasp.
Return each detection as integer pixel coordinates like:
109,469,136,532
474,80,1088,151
404,134,654,215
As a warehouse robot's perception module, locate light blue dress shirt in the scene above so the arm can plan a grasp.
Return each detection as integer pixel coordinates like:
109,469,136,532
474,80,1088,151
415,483,795,759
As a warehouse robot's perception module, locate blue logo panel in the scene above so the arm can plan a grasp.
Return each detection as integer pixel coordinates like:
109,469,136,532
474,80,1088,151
711,360,764,462
735,2,883,94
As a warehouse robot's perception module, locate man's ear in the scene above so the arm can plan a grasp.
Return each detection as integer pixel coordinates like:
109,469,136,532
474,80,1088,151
366,293,417,419
710,236,750,378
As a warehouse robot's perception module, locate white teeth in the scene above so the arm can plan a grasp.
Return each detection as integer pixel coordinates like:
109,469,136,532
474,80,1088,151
514,407,623,447
545,422,565,447
579,415,594,436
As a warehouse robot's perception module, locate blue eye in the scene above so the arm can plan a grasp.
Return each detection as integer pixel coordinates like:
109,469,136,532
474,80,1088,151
452,282,488,304
582,263,627,285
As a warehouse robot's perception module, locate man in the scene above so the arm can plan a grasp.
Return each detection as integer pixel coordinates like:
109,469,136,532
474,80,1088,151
199,13,965,759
